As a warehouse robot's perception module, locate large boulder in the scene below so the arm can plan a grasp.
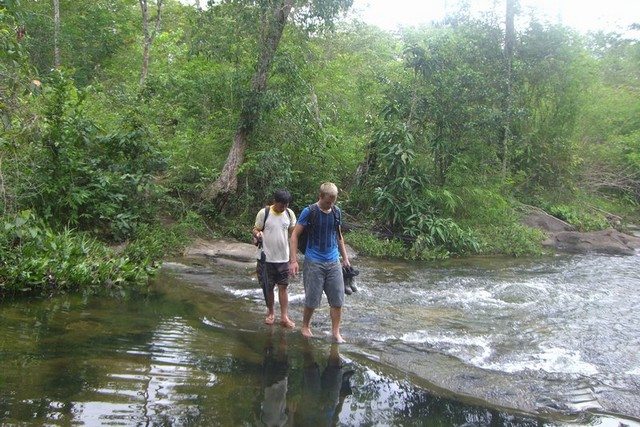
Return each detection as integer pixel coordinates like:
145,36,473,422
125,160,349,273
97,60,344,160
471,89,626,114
521,208,640,255
542,228,640,256
521,211,575,233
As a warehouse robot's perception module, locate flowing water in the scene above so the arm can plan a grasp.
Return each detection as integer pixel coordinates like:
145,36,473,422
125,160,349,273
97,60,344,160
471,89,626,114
0,253,638,425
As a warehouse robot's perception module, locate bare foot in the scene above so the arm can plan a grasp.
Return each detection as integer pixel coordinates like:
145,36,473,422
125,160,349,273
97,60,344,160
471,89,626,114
280,318,295,328
332,334,345,344
265,314,275,325
301,326,313,338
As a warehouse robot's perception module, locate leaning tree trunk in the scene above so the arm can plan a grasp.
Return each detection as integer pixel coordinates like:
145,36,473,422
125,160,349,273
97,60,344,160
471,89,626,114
203,0,294,202
53,0,60,68
501,0,516,180
139,0,162,87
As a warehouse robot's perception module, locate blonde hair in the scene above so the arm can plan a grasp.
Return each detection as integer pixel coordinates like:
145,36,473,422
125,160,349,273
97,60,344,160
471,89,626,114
319,182,338,197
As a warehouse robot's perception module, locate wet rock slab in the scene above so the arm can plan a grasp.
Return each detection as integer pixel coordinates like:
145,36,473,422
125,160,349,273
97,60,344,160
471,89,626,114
179,238,358,268
542,228,640,256
522,211,640,255
182,239,257,268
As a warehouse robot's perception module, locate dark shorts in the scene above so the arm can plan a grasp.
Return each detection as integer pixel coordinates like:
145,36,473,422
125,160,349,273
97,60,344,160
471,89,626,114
257,260,290,290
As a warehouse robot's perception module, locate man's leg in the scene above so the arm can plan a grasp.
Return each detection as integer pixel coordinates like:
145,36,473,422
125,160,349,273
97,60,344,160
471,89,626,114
265,287,275,325
325,261,346,343
263,262,276,325
302,261,323,338
330,306,344,343
278,284,295,328
301,306,314,338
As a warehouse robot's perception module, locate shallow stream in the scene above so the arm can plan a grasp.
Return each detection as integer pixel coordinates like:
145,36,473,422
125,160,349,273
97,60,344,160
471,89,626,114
1,253,638,425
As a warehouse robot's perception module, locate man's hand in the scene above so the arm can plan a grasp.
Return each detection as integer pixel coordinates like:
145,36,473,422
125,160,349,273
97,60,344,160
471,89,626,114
289,260,299,277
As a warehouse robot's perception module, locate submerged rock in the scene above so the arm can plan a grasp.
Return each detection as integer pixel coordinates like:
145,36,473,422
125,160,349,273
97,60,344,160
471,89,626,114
183,239,257,268
180,238,358,269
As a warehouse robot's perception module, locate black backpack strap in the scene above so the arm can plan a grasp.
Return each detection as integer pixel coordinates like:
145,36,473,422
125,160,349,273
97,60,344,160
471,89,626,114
307,204,318,229
333,206,342,238
261,206,270,229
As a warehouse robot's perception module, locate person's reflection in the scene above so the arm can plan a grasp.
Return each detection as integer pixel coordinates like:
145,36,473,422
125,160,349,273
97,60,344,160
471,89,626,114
261,331,290,427
295,341,354,426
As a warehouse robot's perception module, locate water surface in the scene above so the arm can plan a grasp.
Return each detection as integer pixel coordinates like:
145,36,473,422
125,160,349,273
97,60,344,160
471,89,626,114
0,253,638,425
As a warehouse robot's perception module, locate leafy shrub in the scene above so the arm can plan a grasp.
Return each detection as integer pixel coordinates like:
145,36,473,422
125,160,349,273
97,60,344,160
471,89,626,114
124,211,207,263
0,211,155,298
346,230,460,261
475,223,546,257
404,214,480,255
545,204,609,232
344,230,406,259
21,71,165,240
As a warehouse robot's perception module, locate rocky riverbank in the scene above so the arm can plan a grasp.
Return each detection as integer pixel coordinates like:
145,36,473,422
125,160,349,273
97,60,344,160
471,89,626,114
522,211,640,255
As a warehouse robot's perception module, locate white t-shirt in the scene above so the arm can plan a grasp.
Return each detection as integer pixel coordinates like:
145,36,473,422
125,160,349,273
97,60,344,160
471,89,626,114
254,206,296,263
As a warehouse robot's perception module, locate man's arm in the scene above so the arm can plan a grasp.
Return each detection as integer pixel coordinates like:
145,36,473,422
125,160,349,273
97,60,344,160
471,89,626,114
337,227,350,267
252,210,265,242
288,224,304,276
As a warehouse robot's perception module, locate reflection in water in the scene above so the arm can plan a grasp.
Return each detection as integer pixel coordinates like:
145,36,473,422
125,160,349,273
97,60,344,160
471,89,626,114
261,331,290,426
294,341,354,427
259,332,355,427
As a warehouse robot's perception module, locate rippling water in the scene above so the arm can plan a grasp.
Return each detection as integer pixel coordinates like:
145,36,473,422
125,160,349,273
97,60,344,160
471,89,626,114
0,253,638,425
230,253,640,422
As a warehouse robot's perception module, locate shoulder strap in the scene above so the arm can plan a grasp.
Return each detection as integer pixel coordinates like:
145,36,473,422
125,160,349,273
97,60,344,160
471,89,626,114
333,206,342,239
262,206,270,229
308,204,318,228
285,208,292,220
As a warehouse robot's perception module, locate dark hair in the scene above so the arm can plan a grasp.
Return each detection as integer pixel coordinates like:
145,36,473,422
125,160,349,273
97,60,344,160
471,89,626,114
273,189,292,204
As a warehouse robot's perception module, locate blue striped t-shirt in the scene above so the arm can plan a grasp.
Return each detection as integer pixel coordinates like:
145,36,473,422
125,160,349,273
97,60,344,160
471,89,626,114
298,205,340,262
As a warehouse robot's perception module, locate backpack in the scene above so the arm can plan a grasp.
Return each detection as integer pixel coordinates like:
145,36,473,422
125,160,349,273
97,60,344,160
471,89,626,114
297,203,341,254
253,206,292,247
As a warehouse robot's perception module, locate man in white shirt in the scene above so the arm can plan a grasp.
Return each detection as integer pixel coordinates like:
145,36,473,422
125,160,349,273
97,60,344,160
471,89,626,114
253,189,297,327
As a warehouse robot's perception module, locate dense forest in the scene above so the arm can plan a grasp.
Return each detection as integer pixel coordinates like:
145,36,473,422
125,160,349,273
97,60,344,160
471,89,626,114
1,0,638,297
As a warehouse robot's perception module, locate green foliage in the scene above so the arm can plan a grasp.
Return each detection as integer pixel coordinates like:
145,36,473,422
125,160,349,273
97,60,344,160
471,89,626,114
544,204,609,232
406,215,480,255
344,230,406,259
20,0,139,85
21,71,165,240
0,211,154,298
511,23,589,189
476,223,546,257
369,118,427,231
0,0,31,131
400,19,505,185
352,109,479,257
2,0,639,276
123,211,207,264
577,32,640,203
345,230,457,261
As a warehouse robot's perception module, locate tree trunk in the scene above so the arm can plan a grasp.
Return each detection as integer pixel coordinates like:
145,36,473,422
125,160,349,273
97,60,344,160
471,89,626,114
139,0,162,87
203,0,294,201
53,0,60,68
501,0,516,179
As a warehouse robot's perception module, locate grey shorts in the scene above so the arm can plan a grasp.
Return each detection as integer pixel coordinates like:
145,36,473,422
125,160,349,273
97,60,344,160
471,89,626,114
303,260,344,308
